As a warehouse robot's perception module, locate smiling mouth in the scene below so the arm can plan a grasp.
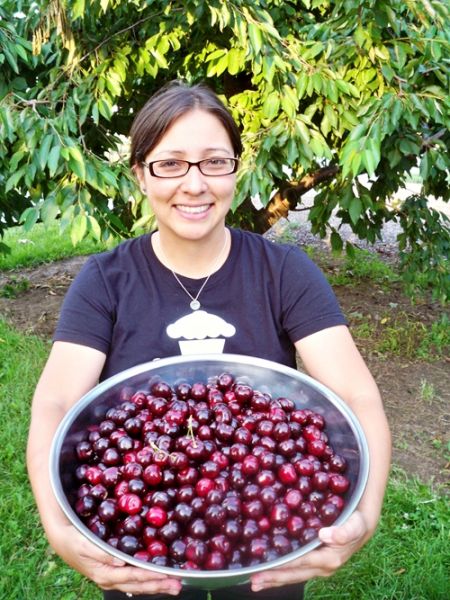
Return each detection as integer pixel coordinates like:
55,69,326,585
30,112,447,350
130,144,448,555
176,204,211,214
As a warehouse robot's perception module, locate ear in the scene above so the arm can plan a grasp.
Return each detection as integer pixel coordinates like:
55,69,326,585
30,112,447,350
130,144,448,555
132,163,147,194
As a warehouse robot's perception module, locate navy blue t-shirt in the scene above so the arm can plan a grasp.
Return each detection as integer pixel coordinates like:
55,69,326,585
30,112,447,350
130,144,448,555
53,228,347,381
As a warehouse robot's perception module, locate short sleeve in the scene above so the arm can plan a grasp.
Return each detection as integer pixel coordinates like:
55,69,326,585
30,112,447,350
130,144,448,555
53,257,114,354
280,246,347,342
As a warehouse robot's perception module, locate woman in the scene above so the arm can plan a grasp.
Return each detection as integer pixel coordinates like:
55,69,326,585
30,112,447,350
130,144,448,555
27,81,391,599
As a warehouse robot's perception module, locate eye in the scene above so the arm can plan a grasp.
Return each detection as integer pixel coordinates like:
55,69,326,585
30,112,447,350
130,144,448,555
157,159,184,169
205,157,228,166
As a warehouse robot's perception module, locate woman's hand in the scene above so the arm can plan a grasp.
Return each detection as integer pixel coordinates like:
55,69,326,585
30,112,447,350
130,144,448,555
55,523,182,596
250,511,368,591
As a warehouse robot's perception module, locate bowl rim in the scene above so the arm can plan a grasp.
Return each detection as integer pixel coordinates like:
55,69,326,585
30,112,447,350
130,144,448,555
50,353,370,581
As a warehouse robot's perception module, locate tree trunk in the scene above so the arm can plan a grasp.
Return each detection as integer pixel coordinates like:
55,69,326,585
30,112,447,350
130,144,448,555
237,165,339,233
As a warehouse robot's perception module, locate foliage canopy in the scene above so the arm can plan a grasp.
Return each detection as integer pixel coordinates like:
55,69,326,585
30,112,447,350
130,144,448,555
0,0,449,300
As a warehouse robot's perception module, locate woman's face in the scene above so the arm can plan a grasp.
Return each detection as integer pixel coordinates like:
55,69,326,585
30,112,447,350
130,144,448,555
136,109,237,243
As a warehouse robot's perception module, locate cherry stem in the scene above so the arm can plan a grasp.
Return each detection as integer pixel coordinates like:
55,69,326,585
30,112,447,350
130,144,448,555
187,415,197,446
149,441,169,456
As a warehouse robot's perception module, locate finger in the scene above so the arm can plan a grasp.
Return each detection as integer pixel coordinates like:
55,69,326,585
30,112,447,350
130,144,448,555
108,567,182,596
251,565,322,590
97,565,182,595
113,576,183,597
250,539,357,590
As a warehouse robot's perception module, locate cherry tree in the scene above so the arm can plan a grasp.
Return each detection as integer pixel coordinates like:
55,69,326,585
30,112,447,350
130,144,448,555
1,0,449,299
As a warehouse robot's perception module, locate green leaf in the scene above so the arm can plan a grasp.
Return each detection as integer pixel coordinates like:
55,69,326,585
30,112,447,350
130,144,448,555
295,120,310,144
336,80,349,95
248,23,263,54
420,152,430,180
430,41,442,61
351,152,362,177
20,206,40,231
41,196,60,224
9,150,25,172
47,144,61,177
3,46,19,73
381,64,395,82
320,113,330,137
349,197,363,224
88,215,102,240
324,105,337,129
101,168,118,188
150,49,168,69
39,134,54,171
92,102,99,125
348,124,366,142
281,85,298,119
342,110,359,127
330,231,343,252
131,214,154,232
97,97,112,120
15,43,28,63
106,70,122,96
68,146,86,181
326,79,339,104
309,136,326,158
5,166,26,192
354,26,367,48
296,72,309,99
227,48,242,75
286,138,298,163
213,55,229,77
71,213,88,245
0,106,15,142
304,42,324,60
262,92,280,120
362,147,376,177
72,0,85,19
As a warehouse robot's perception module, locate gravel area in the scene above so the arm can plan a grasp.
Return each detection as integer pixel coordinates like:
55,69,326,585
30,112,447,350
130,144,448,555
266,186,449,261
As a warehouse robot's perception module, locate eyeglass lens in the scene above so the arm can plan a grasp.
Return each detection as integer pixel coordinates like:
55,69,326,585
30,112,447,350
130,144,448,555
151,158,237,177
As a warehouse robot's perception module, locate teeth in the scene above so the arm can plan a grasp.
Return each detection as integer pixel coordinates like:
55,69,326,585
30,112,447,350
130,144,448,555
177,204,209,214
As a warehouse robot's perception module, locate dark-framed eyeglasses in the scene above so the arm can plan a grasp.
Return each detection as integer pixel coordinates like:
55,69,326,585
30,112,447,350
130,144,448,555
142,157,239,178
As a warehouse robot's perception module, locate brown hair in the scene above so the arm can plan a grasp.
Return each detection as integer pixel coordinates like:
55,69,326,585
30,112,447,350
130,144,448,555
129,80,243,167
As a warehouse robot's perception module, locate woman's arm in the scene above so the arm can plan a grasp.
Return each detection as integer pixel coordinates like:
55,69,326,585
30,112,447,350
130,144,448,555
251,325,391,590
27,341,182,596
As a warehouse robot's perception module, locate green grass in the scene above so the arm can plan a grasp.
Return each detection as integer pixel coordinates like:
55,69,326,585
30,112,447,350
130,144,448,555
0,320,448,599
305,469,449,599
349,311,449,361
310,247,449,361
324,248,401,288
0,221,113,271
0,321,99,600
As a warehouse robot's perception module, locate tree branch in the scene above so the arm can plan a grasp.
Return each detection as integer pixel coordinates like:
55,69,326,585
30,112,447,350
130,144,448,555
238,165,340,233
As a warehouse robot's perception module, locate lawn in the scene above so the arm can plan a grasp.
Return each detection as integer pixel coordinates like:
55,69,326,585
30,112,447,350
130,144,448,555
0,222,448,599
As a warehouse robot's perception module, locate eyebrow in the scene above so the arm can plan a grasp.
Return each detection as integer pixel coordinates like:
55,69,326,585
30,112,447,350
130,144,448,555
152,147,232,158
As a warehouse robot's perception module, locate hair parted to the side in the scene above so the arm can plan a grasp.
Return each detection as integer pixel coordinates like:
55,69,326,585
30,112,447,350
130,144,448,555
129,80,243,168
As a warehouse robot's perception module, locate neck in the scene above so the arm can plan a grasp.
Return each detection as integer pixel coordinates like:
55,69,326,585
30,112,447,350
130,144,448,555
152,228,230,278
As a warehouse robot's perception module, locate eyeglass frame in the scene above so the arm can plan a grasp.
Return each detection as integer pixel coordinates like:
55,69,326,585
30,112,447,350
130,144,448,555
141,157,239,178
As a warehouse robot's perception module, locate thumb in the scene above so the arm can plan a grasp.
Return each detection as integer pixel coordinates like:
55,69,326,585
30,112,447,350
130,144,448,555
80,539,126,567
103,554,127,567
319,511,366,546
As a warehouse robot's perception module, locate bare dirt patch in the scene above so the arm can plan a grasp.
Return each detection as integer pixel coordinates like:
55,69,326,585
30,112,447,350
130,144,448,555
0,253,448,490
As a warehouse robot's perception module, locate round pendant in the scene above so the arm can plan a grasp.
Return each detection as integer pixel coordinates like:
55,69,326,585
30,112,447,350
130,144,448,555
190,299,201,311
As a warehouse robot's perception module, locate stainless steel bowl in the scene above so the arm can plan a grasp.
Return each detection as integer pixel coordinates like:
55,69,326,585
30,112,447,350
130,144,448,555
50,354,369,590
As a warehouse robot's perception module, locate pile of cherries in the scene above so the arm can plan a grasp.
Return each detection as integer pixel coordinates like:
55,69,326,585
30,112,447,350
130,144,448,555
72,372,350,571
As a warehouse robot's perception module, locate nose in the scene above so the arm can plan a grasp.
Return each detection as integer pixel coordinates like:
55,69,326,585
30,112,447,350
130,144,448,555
180,164,207,194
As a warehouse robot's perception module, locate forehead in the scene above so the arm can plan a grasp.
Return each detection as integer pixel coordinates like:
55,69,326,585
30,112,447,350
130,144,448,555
150,109,233,156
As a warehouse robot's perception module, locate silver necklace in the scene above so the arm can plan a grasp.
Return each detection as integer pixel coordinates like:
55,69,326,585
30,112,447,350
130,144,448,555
157,232,229,311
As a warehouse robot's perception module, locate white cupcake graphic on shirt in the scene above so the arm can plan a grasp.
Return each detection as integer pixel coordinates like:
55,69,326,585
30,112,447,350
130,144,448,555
166,310,236,355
